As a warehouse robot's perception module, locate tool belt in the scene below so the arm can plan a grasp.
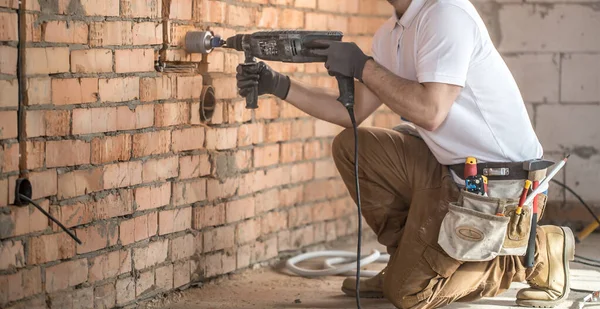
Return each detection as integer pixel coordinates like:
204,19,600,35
438,161,548,262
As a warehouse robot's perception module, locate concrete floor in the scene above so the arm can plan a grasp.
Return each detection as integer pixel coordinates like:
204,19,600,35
151,234,600,309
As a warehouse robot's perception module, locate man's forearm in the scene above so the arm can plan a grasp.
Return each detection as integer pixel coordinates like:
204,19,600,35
361,59,441,131
285,78,377,128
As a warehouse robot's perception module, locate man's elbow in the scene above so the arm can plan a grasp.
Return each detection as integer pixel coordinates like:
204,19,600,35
421,107,448,132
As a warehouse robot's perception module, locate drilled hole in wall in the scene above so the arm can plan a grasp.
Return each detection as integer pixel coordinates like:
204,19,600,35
200,85,216,122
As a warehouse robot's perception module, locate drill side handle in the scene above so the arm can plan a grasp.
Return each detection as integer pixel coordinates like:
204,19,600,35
243,52,259,109
335,76,355,109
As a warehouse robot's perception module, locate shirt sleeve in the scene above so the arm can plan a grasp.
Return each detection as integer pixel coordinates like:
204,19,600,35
415,4,479,87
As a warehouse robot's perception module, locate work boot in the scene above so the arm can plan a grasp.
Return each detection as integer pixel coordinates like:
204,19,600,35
341,267,386,298
516,226,575,308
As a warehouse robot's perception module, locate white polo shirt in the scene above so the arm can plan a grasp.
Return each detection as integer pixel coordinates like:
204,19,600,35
371,0,544,166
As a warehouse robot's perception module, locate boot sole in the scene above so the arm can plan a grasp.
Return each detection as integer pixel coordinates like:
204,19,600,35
341,287,385,299
516,227,575,308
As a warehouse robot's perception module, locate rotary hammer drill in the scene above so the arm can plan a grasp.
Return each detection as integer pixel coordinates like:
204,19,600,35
185,30,355,110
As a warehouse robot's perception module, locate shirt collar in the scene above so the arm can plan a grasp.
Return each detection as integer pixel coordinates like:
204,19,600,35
389,0,428,31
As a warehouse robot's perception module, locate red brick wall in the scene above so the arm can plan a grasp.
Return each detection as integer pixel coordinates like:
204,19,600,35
0,0,396,308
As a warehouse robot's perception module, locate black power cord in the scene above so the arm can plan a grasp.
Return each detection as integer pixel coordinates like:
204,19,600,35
346,106,363,309
18,194,82,244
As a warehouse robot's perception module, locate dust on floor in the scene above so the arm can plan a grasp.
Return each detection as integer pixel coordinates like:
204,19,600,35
150,234,600,309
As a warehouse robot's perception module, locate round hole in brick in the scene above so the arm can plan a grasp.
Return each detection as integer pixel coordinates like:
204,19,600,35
200,85,216,122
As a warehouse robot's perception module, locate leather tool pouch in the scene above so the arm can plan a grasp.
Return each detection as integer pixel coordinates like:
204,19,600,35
438,180,543,262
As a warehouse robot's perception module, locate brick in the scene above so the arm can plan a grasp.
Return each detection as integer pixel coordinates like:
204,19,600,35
281,142,303,163
359,0,392,15
73,107,117,134
26,77,51,105
207,178,239,201
142,156,178,182
194,0,227,23
155,264,173,291
537,105,600,152
291,162,314,182
235,149,252,171
159,207,191,235
261,211,287,235
205,127,237,150
24,47,69,75
132,239,168,270
305,12,328,31
0,178,7,207
280,9,304,29
561,54,600,102
179,154,210,179
0,12,17,41
71,49,113,73
0,80,17,108
45,259,88,293
498,5,600,52
2,143,18,172
119,212,158,245
133,22,162,45
1,199,48,238
257,7,278,28
503,54,559,103
226,197,255,223
172,127,204,152
115,277,135,305
169,24,195,48
121,0,162,17
94,283,116,309
103,161,142,190
205,50,224,72
170,233,194,260
0,111,17,140
82,0,119,16
117,104,154,130
140,75,175,102
44,20,88,44
57,168,103,199
1,267,42,304
203,226,234,252
132,130,171,157
51,191,130,230
176,75,203,99
291,119,314,139
290,225,314,247
154,102,189,127
236,244,251,269
265,121,291,142
169,0,192,19
90,21,133,46
51,78,98,105
135,182,171,210
46,140,90,168
254,145,280,167
256,189,280,213
173,179,206,206
193,203,224,228
315,160,337,179
173,260,190,288
0,240,24,270
115,49,154,73
210,77,238,99
0,46,17,75
99,77,139,102
227,100,253,124
295,0,316,8
28,169,58,199
227,5,256,27
91,134,132,164
255,98,279,120
252,236,277,263
289,205,312,227
224,51,243,74
75,222,116,254
318,0,358,13
236,219,258,244
88,249,131,282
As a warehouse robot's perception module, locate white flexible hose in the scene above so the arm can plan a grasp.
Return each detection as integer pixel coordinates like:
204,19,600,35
285,249,390,278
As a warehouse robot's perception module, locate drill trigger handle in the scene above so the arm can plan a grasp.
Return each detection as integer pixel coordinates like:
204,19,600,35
242,53,259,109
335,76,355,109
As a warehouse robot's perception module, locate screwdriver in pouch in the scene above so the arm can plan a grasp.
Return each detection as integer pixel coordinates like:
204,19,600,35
516,180,532,215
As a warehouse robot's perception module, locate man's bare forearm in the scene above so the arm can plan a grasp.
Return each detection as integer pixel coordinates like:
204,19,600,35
361,60,441,130
285,77,380,128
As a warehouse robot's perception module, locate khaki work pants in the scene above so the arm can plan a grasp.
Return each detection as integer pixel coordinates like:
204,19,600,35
332,127,549,309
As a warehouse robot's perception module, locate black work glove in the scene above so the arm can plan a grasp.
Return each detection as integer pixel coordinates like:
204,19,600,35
311,41,373,83
236,62,291,100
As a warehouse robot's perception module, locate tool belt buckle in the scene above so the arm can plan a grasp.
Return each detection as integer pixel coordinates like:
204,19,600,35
483,167,509,177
